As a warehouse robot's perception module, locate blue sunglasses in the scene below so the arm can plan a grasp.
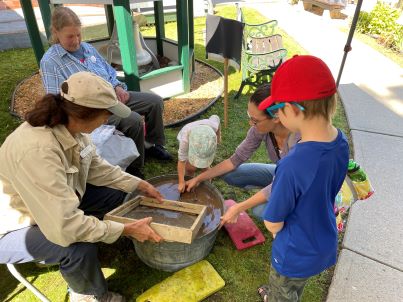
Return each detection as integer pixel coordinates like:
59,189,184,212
265,102,305,118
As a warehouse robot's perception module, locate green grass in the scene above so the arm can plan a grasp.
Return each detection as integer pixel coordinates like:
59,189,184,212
0,49,36,143
0,5,350,302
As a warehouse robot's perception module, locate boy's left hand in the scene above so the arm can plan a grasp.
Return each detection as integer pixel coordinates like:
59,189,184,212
219,204,241,228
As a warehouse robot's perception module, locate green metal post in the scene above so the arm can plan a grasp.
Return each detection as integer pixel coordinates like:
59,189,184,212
113,0,140,91
20,0,45,66
37,0,52,40
187,0,195,74
154,0,165,57
104,5,115,37
188,0,194,51
176,0,190,92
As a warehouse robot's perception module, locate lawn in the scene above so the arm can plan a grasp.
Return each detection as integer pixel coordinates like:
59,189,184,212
0,6,350,302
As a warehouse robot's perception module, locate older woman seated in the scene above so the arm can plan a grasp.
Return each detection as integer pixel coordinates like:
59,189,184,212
40,7,172,178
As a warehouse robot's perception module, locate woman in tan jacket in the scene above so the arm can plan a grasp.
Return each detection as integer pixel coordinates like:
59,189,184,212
0,72,162,302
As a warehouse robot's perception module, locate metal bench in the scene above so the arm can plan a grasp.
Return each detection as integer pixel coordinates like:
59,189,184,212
235,7,287,98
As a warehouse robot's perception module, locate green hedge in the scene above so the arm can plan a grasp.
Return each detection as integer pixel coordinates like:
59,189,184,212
356,1,403,51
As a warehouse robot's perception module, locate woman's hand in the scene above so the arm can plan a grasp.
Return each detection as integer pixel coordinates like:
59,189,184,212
219,203,241,228
115,86,130,104
137,180,163,202
185,176,200,192
123,217,162,243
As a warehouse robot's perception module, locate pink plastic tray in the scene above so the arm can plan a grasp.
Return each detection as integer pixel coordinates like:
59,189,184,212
223,199,266,250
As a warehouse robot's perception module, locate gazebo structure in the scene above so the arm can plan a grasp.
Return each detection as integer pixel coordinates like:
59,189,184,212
20,0,195,98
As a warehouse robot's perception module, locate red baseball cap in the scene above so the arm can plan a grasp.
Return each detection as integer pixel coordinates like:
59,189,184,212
258,55,336,111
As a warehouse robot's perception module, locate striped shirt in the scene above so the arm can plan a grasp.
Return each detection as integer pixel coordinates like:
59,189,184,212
40,42,126,94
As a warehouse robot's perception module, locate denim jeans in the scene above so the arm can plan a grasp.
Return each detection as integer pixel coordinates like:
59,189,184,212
108,91,165,170
0,184,126,297
221,163,276,220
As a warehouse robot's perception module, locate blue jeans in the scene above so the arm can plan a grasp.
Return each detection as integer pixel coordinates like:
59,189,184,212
222,163,276,220
0,184,126,297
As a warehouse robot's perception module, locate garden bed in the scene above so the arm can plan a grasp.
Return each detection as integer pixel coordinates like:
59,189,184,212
11,61,223,127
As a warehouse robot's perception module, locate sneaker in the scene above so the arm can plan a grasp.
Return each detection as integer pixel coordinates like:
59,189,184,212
145,144,173,161
70,291,125,302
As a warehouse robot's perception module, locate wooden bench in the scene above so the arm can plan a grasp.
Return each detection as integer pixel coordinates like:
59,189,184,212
302,0,346,19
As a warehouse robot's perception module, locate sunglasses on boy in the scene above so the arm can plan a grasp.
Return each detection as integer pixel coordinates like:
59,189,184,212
265,102,305,118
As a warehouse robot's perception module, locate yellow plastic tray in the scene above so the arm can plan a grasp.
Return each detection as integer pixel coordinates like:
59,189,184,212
136,260,225,302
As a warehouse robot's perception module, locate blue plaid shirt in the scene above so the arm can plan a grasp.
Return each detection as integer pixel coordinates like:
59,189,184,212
40,42,127,94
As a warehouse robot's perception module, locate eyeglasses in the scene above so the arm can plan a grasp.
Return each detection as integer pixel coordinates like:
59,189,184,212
265,102,305,118
247,111,268,126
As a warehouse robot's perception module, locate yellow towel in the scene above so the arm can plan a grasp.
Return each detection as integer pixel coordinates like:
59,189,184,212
136,260,225,302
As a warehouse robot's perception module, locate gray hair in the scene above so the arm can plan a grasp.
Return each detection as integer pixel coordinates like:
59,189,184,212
50,7,81,44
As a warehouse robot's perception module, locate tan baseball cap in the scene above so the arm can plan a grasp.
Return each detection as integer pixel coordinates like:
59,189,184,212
60,72,131,118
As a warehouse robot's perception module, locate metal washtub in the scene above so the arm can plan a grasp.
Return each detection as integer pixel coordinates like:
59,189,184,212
125,174,224,272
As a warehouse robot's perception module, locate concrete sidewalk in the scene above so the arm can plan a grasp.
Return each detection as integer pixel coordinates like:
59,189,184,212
248,1,403,301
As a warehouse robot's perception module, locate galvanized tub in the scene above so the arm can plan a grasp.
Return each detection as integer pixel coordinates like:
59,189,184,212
125,174,224,272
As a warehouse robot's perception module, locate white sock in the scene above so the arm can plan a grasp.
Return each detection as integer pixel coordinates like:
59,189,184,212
144,141,155,149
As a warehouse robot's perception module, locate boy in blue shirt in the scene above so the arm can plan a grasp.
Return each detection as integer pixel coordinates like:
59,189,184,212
257,55,349,301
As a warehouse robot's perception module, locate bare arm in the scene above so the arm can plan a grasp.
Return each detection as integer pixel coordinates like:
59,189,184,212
177,160,187,193
216,126,222,144
264,221,284,238
185,159,235,192
220,190,268,227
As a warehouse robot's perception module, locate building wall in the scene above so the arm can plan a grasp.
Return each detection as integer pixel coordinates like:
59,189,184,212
0,0,38,10
0,1,102,10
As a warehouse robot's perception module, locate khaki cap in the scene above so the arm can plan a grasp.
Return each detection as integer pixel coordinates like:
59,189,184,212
60,72,131,118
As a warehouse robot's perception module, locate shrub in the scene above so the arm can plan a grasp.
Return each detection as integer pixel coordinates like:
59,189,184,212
356,11,372,34
356,1,403,51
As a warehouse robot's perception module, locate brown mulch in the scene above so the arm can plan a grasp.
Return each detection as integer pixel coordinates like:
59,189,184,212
12,73,45,119
12,61,222,126
164,62,222,125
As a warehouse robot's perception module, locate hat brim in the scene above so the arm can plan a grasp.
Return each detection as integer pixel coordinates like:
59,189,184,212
107,102,131,118
258,95,275,111
188,155,215,169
